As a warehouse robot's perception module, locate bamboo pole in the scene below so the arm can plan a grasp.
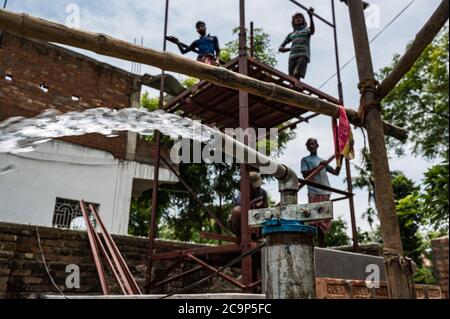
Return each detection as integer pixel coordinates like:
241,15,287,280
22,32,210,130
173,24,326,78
378,0,449,99
348,0,415,299
0,8,407,141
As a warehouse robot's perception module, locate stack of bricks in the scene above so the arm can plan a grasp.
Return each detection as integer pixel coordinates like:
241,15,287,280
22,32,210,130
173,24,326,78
316,278,442,299
0,222,244,299
0,233,16,298
431,236,449,299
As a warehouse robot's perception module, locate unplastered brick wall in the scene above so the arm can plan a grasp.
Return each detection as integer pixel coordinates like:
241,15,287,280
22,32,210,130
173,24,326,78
432,236,449,299
0,32,159,164
0,222,242,299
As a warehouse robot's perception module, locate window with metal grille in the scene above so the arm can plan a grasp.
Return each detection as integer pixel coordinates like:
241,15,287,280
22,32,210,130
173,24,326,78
52,197,99,229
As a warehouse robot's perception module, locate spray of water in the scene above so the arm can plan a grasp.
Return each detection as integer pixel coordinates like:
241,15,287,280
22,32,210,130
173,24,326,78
0,108,216,154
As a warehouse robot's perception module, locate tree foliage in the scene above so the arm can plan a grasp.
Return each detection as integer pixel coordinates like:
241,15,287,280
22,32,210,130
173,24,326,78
220,27,278,67
352,152,426,263
324,217,351,247
421,162,449,233
379,28,449,159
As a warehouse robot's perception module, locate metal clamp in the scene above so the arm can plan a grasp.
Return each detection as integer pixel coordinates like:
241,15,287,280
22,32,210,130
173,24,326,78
249,201,333,227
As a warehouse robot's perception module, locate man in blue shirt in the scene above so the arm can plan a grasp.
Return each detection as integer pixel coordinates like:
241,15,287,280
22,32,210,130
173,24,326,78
301,138,341,246
169,21,221,66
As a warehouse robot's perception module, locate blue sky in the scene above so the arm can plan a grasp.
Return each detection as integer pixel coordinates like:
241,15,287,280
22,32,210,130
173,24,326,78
5,0,445,236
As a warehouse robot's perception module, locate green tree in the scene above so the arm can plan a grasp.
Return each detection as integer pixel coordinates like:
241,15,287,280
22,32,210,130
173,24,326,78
324,217,351,247
422,162,449,233
220,27,278,67
352,148,375,205
357,226,382,244
395,193,423,265
379,28,449,159
140,92,159,111
391,172,424,265
352,152,425,265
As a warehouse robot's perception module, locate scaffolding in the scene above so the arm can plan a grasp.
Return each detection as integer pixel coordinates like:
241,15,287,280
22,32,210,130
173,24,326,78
144,0,359,294
0,0,447,298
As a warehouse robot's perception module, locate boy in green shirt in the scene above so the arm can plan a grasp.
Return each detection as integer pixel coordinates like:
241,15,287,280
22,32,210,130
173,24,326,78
279,9,315,80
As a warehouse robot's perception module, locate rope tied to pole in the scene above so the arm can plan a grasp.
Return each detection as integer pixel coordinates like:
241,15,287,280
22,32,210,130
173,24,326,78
383,247,417,298
358,79,381,124
358,79,379,94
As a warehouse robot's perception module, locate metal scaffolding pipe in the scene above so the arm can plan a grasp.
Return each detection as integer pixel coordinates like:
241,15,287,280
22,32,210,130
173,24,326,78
218,132,298,193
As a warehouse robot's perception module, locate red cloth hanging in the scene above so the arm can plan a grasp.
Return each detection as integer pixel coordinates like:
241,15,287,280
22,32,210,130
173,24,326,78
333,106,355,167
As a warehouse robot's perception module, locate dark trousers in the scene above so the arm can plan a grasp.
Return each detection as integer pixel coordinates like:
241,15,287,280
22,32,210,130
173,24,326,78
308,194,331,248
289,56,309,79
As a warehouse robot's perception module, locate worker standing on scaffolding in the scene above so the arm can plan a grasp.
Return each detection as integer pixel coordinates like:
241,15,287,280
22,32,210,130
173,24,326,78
279,8,315,80
301,138,341,247
168,21,221,66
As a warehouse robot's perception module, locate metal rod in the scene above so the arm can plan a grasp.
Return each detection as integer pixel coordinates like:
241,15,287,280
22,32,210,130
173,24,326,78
238,0,253,292
331,0,344,104
299,155,335,191
298,178,352,197
247,280,262,289
331,196,349,203
145,133,161,293
200,232,240,243
152,266,204,290
276,113,321,135
89,204,141,294
152,244,241,261
149,258,184,288
331,0,357,252
186,254,246,289
248,57,342,105
161,242,267,299
289,0,335,28
250,21,254,57
92,226,127,294
2,0,7,9
80,200,110,295
145,0,169,294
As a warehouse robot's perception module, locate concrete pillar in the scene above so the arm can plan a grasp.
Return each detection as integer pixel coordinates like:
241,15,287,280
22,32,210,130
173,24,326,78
125,76,141,161
263,190,317,299
265,233,315,299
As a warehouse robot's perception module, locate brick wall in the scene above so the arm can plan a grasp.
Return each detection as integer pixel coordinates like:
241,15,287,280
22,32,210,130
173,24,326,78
432,236,449,299
0,32,160,165
316,278,442,299
1,221,444,299
0,222,241,299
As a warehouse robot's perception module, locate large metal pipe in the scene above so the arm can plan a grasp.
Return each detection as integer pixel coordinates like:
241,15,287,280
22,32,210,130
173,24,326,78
216,132,316,299
217,132,298,194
